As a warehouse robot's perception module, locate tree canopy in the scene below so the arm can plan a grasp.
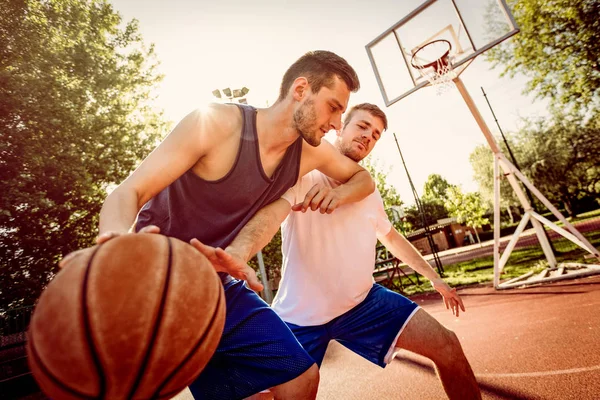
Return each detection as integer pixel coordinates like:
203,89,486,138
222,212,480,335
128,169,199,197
470,141,522,223
469,110,600,220
362,157,405,229
444,187,490,244
422,173,456,205
486,0,600,113
517,112,600,215
0,0,169,310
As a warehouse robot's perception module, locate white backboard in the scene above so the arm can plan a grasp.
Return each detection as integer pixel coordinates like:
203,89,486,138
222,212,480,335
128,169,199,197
366,0,519,106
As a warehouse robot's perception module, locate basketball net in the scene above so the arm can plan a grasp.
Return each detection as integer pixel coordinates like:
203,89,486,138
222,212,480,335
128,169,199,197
411,40,456,95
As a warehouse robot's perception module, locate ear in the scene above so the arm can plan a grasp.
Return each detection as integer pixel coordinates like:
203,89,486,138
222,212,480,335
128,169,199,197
291,77,309,101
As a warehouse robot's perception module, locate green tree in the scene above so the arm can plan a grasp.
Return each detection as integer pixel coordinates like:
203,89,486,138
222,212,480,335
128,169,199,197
422,173,456,205
469,143,522,224
0,0,168,310
248,231,283,288
486,0,600,113
470,111,600,221
517,111,600,216
444,188,490,245
403,201,449,230
400,174,456,230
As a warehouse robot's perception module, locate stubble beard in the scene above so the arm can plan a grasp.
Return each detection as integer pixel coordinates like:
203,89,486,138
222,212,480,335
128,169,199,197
293,98,321,147
337,138,364,162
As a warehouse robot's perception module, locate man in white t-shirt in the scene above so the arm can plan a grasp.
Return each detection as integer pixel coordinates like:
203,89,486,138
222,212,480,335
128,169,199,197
199,104,481,399
273,103,480,399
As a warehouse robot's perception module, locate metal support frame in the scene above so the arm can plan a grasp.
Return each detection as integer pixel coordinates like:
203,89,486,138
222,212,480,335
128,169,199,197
452,77,600,289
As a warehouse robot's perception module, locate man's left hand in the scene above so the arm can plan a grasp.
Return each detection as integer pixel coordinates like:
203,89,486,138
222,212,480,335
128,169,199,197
431,278,465,317
190,239,264,292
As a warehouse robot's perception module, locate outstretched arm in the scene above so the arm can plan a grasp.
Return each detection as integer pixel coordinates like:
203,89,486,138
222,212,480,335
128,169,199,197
296,140,374,213
379,228,466,316
190,198,292,291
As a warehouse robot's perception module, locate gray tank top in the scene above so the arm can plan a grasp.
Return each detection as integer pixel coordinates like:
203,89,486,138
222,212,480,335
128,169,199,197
136,104,302,279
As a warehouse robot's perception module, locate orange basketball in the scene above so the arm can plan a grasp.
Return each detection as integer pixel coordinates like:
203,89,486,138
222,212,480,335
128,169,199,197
27,234,225,399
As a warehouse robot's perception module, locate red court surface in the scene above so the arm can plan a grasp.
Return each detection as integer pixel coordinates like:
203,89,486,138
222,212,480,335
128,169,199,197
171,274,600,399
316,274,600,399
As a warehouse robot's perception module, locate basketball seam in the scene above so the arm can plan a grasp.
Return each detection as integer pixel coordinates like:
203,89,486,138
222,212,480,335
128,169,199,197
28,330,96,399
151,279,225,398
126,236,173,399
82,244,108,399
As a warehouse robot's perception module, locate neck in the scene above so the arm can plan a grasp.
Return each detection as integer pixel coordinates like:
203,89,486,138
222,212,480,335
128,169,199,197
256,100,301,154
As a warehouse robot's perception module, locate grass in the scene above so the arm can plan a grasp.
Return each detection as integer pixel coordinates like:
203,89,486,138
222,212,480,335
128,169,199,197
568,208,600,223
397,230,600,297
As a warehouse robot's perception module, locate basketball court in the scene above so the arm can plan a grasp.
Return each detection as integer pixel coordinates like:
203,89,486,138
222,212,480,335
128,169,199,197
170,275,600,399
315,275,600,399
12,2,600,399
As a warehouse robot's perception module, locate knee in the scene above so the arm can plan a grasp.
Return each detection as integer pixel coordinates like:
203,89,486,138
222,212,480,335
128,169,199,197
301,364,320,388
436,329,465,364
270,363,320,399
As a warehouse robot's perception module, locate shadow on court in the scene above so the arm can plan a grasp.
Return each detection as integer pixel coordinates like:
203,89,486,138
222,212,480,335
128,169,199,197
398,357,542,400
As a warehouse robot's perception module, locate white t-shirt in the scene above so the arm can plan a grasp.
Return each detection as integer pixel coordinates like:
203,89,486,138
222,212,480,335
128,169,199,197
271,169,392,326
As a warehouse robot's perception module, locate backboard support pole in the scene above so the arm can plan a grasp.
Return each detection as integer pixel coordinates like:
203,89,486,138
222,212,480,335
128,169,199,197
452,76,600,288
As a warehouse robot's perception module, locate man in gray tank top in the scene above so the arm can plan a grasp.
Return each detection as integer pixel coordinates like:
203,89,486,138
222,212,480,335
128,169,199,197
61,51,373,399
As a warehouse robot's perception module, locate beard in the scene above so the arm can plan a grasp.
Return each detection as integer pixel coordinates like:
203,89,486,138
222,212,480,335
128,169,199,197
337,139,366,162
293,98,321,147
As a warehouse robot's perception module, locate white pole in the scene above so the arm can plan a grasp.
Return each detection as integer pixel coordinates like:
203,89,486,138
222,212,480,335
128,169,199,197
256,251,273,303
493,155,501,288
453,77,558,269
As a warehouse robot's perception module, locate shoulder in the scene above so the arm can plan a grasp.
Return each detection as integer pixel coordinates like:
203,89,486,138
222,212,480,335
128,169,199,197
178,103,244,154
301,138,336,157
189,103,243,137
299,138,337,175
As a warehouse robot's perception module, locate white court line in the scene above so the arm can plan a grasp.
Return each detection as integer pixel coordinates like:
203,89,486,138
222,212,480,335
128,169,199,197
477,364,600,378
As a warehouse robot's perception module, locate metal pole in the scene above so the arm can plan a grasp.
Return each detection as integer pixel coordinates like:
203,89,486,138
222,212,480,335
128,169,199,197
393,133,444,275
453,77,556,268
256,250,273,303
481,87,556,256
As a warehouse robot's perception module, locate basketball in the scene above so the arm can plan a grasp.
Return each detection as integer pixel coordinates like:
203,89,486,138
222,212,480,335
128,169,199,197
26,234,225,399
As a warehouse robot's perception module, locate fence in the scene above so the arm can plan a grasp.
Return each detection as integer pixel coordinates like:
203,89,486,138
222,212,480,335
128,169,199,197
0,305,40,398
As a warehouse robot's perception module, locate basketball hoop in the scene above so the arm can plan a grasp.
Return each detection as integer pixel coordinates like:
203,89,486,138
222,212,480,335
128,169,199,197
411,39,457,95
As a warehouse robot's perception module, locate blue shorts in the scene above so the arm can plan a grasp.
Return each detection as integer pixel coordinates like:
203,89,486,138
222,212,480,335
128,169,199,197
189,279,315,399
286,284,419,368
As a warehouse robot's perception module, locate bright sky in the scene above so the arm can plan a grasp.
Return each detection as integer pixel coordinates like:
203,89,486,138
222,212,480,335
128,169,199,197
111,0,550,205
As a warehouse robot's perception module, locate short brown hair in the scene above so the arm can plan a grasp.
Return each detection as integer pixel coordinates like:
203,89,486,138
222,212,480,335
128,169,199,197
278,51,360,101
343,103,388,131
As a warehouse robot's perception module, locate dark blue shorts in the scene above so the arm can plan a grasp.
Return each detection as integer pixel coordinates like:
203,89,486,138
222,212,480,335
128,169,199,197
286,284,419,368
189,279,315,399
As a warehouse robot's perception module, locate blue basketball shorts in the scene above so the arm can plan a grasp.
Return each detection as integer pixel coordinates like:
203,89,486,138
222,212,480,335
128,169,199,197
189,279,315,399
286,284,419,368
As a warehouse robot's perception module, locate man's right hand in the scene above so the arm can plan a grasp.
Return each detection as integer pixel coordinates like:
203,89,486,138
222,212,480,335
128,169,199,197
190,238,264,292
58,225,160,269
292,183,343,214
